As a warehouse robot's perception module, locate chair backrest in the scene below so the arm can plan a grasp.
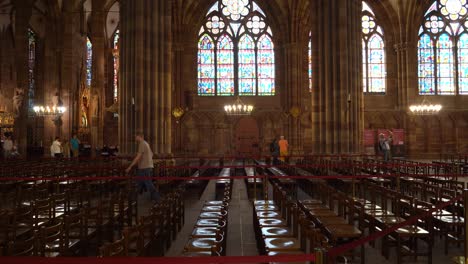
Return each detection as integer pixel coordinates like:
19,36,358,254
38,222,64,256
99,238,127,257
122,226,143,256
7,232,37,256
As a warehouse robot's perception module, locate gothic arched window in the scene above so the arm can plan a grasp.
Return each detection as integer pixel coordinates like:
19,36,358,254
197,0,275,96
113,29,120,102
418,0,468,95
28,28,37,109
86,37,93,87
362,2,386,93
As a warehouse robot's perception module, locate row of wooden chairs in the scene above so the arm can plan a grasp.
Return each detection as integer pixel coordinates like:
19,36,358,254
99,184,186,256
182,168,232,257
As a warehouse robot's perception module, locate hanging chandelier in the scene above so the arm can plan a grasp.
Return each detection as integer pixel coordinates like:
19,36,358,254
33,105,67,117
224,97,254,116
409,97,442,115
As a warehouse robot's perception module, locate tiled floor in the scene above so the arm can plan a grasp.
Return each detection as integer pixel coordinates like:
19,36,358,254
161,179,464,263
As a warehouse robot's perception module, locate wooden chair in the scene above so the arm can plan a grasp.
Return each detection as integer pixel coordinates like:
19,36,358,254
37,222,65,257
6,231,37,256
99,237,127,257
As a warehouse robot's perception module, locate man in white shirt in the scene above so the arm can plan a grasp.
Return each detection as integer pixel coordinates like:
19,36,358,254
378,131,393,162
3,135,13,158
50,137,63,158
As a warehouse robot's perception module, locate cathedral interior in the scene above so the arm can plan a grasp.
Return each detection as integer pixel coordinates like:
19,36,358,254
0,0,466,157
1,0,468,263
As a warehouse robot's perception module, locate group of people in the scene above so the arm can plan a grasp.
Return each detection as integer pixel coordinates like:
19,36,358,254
50,135,81,158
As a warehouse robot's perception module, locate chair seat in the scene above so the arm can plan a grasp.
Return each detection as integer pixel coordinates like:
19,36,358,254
259,218,287,227
254,200,275,206
257,211,281,218
199,212,227,219
204,201,227,206
191,227,219,237
264,237,301,251
185,237,221,251
182,251,216,257
261,227,293,237
201,206,224,212
255,205,279,211
267,250,307,264
195,219,223,227
395,225,429,236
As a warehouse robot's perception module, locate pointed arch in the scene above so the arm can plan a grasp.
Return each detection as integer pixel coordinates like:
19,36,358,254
418,0,468,95
362,1,386,93
197,0,275,96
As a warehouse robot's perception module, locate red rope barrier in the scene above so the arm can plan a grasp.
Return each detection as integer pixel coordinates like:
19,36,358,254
0,173,467,182
0,253,316,264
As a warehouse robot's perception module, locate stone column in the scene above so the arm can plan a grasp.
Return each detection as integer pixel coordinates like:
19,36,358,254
282,41,304,154
12,0,33,155
90,0,106,149
119,0,172,154
310,0,363,154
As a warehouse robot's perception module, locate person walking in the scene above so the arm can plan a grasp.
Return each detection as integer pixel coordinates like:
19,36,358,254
125,132,160,201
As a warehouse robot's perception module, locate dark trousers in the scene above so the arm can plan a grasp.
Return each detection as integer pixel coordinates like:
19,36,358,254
136,168,160,201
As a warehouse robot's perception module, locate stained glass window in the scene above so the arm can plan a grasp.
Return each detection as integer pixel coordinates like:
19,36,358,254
197,0,275,96
28,28,36,109
362,2,386,93
86,37,92,87
418,0,468,95
113,29,119,102
458,33,468,94
308,32,312,92
198,34,215,96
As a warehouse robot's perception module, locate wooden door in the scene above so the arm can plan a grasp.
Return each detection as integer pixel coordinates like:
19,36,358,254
235,117,259,158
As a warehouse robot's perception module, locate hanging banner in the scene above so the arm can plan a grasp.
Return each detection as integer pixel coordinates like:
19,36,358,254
364,129,376,155
391,129,405,157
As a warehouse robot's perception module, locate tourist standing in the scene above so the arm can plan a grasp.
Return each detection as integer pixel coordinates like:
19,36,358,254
3,134,13,158
70,134,80,157
378,131,393,162
270,138,280,165
125,132,160,201
50,137,63,158
278,135,289,162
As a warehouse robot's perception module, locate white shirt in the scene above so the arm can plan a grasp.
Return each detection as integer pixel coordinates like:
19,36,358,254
50,140,62,155
3,139,13,151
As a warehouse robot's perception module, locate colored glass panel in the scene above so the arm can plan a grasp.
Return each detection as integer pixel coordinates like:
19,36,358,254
418,34,435,95
367,35,385,93
257,35,275,96
437,34,455,94
217,35,234,96
86,37,92,87
362,2,385,93
198,35,215,96
309,34,312,92
458,33,468,94
28,29,36,109
238,35,256,96
113,30,119,102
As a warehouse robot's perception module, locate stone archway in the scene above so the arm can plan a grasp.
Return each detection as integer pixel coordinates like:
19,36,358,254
235,117,260,158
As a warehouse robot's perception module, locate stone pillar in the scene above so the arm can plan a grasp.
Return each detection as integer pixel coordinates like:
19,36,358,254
90,0,106,149
282,42,304,154
119,0,172,154
12,0,33,155
310,0,363,154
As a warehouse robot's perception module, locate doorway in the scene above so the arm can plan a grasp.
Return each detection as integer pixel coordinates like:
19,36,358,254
235,117,259,158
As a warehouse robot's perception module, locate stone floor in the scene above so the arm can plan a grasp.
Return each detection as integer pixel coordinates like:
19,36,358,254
152,178,464,263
